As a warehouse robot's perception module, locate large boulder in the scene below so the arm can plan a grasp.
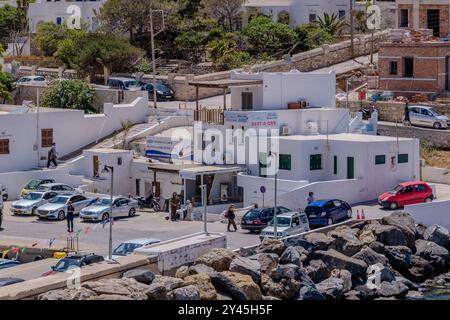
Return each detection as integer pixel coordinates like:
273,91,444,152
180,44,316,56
194,248,238,272
352,246,389,266
297,284,326,300
184,274,217,300
260,273,301,300
209,272,248,300
248,253,279,274
304,233,333,251
364,224,409,247
377,281,409,298
415,239,449,274
147,276,185,300
270,264,301,281
304,259,330,283
352,285,378,300
188,263,215,276
330,269,352,292
38,287,98,300
122,269,155,285
328,226,363,256
358,229,377,246
229,256,261,283
167,285,201,300
415,223,427,240
256,238,286,256
316,277,345,300
368,241,385,254
384,246,412,271
381,212,416,248
82,278,150,300
423,224,449,248
314,249,368,276
283,238,314,252
405,255,435,283
280,246,302,267
174,266,190,279
366,263,395,288
222,271,262,300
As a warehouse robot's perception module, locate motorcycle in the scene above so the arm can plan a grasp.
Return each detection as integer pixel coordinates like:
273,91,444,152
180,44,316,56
134,196,161,212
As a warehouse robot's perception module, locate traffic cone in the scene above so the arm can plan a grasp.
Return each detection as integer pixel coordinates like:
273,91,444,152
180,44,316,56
361,209,366,220
356,209,361,220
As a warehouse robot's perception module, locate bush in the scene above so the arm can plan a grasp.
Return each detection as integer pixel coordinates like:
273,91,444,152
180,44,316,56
294,24,335,51
0,71,14,103
174,31,206,62
41,79,96,112
214,50,251,71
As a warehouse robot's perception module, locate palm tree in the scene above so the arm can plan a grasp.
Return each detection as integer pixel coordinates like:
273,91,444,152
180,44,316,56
314,13,348,36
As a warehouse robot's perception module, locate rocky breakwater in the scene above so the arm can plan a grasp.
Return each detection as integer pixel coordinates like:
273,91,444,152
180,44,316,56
38,212,450,300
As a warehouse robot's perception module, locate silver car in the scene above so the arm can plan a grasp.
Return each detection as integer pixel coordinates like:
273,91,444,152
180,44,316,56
11,191,58,215
408,106,449,129
37,194,94,220
260,211,310,240
80,197,139,222
35,183,76,194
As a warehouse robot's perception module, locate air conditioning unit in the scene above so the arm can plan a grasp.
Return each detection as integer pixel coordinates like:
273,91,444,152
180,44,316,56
306,122,319,135
280,126,291,136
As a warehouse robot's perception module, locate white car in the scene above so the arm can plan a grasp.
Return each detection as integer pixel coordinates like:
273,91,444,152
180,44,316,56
35,183,76,194
37,194,94,220
408,105,449,129
80,197,139,222
10,191,58,215
111,238,161,259
260,211,310,240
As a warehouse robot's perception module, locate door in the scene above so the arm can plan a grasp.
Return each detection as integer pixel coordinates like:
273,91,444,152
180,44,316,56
241,92,253,110
347,157,355,179
427,9,440,37
152,181,161,198
409,107,420,125
93,155,99,178
332,200,345,219
398,185,415,206
420,108,433,127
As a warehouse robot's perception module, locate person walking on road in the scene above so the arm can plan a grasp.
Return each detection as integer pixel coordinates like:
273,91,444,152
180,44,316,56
404,102,410,126
226,204,238,232
170,192,179,221
67,201,75,233
307,192,315,205
47,142,58,168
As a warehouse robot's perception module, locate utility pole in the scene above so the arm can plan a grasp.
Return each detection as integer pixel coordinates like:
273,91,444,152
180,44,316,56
350,0,354,58
149,9,165,109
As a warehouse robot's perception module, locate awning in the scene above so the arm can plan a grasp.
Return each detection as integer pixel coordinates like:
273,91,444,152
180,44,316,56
179,165,244,180
188,79,263,89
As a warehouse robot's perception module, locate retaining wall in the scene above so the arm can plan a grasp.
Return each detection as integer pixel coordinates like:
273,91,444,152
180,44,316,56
377,123,450,148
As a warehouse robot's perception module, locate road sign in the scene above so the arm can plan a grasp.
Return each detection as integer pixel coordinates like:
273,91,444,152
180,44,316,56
260,186,266,193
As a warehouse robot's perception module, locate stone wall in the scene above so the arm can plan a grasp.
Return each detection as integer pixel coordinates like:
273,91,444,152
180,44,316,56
378,123,450,148
337,100,450,123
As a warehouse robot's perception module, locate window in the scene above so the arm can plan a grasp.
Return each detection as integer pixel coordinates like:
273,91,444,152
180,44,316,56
403,57,414,78
332,200,342,207
375,155,386,165
398,153,409,163
400,9,409,27
41,128,53,147
415,184,427,192
421,108,430,116
310,154,322,171
56,17,62,25
117,157,122,166
292,216,299,226
309,14,317,22
325,201,335,209
389,61,398,75
333,156,337,174
300,214,308,224
279,154,291,170
0,139,9,154
427,9,440,37
338,10,346,20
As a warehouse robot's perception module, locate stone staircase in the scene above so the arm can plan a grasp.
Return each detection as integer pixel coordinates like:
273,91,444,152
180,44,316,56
156,59,179,75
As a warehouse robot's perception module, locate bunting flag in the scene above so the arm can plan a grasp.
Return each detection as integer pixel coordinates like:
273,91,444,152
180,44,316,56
11,247,19,254
76,229,83,237
84,226,91,235
20,247,26,254
31,243,38,247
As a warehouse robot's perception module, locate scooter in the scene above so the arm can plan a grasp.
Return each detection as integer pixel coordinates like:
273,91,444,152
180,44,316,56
134,196,161,212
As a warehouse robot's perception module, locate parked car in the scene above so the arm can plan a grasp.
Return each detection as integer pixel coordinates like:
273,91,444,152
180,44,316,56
0,185,7,201
35,183,75,195
305,199,352,227
15,76,46,84
141,82,175,101
0,277,25,287
112,238,161,259
37,194,94,220
107,77,141,91
0,259,20,270
260,211,310,240
11,191,58,215
42,253,105,276
378,181,434,210
20,179,55,198
80,196,139,222
408,106,449,129
240,206,291,233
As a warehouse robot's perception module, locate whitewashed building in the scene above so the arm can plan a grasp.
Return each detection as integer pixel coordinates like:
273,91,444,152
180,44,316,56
243,0,353,28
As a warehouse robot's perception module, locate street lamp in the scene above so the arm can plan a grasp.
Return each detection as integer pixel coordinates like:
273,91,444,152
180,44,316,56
102,165,114,260
268,151,278,239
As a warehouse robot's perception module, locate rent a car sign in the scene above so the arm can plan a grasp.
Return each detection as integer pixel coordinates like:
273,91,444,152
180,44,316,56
224,111,278,127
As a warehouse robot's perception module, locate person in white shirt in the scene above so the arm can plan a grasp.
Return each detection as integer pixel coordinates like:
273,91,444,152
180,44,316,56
306,192,315,205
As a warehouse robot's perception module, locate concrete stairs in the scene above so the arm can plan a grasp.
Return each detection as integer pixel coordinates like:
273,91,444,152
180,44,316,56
156,59,179,75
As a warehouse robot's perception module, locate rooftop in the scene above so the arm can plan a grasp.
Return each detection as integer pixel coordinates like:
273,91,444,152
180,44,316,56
278,133,413,143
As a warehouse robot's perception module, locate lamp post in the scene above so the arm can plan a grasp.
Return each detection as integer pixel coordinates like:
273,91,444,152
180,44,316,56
269,151,278,239
102,165,114,260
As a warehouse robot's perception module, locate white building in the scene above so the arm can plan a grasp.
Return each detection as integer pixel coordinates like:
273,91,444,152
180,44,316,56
243,0,353,28
28,0,105,32
192,69,419,211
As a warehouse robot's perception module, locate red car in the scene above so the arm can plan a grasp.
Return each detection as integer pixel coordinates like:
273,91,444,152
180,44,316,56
378,181,434,210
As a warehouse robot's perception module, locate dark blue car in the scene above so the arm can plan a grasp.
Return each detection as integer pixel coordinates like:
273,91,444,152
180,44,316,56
305,199,352,227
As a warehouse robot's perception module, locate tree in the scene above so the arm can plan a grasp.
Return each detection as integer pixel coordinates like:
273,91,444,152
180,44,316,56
174,31,206,63
208,37,250,71
41,79,96,112
0,71,14,103
0,5,25,45
314,13,347,36
201,0,244,31
35,21,86,56
294,24,335,51
242,16,298,55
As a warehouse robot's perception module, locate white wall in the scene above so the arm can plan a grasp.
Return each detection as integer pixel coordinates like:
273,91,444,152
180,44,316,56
0,97,148,173
405,200,450,230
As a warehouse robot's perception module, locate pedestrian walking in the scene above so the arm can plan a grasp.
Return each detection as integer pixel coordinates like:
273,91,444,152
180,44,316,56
183,200,193,221
404,102,410,125
67,201,75,233
170,192,179,221
47,142,58,168
306,192,315,205
226,204,238,232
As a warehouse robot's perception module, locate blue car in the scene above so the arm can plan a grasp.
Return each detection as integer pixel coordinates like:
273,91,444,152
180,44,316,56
0,258,21,270
304,199,352,227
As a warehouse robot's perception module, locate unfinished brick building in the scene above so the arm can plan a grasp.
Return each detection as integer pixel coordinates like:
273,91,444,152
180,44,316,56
378,29,450,98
